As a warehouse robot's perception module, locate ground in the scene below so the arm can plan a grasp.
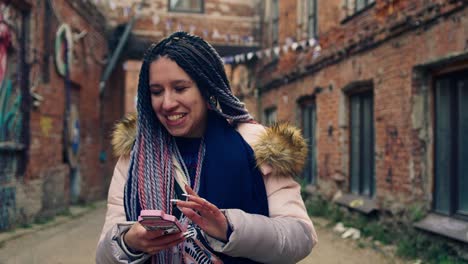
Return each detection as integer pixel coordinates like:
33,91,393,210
0,201,410,263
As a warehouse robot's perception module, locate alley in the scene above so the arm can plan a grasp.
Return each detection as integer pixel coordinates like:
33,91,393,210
0,202,406,264
0,203,106,264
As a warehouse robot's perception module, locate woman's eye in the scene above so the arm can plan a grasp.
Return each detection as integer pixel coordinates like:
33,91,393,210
151,90,162,96
175,87,188,92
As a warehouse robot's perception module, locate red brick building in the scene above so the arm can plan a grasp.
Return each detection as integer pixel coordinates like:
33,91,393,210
233,0,468,244
98,0,262,113
0,0,124,229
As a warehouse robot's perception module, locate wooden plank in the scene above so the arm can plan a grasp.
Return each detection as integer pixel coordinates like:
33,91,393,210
457,78,468,215
434,78,453,215
350,95,361,194
302,106,312,183
361,93,374,197
310,103,317,185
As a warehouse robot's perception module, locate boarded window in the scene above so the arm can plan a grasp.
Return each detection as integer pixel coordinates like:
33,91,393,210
302,101,317,184
434,71,468,217
168,0,203,13
307,0,317,38
263,107,277,127
350,91,375,197
271,0,279,45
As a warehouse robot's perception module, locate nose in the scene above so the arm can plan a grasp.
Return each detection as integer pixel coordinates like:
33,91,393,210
162,92,178,110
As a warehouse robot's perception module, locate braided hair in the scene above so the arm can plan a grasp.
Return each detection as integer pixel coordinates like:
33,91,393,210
124,32,253,262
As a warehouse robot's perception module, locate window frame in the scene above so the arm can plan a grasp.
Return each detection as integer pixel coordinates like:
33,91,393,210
263,107,277,127
433,70,468,221
271,0,279,46
307,0,318,38
300,98,317,185
348,89,375,198
167,0,204,14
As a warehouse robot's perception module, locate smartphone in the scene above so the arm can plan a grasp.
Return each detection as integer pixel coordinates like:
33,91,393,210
138,210,185,235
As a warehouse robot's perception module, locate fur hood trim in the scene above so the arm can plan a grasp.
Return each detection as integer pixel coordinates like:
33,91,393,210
252,123,308,177
111,114,308,177
111,113,137,157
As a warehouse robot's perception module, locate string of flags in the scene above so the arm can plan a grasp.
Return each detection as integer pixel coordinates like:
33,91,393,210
222,37,322,65
86,0,323,65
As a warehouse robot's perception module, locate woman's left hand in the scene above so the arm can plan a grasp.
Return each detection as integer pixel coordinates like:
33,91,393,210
175,185,228,241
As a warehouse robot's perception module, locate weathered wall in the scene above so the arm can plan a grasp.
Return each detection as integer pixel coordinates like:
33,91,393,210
0,0,120,228
249,0,468,211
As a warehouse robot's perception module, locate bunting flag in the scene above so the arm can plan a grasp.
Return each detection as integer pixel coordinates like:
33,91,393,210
221,37,321,65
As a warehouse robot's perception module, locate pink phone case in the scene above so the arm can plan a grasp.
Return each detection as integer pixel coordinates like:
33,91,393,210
138,210,185,234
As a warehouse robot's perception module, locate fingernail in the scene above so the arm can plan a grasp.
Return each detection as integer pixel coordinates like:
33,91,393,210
181,193,191,198
170,199,180,203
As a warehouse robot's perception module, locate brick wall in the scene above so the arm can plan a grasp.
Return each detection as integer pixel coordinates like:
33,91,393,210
249,1,468,210
6,0,118,225
114,0,263,117
98,0,261,45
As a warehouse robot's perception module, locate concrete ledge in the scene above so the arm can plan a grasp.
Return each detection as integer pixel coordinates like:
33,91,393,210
335,193,378,214
414,213,468,244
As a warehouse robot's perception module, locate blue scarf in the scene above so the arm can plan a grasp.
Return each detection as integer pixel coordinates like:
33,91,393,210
125,111,269,263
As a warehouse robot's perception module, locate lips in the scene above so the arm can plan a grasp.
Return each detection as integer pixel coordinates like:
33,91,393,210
165,113,187,126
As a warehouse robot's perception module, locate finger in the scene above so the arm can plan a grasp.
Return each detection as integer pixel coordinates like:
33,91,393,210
184,185,198,196
150,232,185,245
176,200,205,212
182,195,221,216
144,229,166,240
147,237,185,255
146,234,186,254
179,207,205,226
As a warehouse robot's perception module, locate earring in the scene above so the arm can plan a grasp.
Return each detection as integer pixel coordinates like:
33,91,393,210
209,95,218,108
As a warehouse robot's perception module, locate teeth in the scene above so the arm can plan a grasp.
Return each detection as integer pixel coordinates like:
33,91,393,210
167,114,184,121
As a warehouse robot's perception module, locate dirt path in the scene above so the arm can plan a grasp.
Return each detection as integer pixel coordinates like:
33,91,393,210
0,203,106,264
299,217,409,264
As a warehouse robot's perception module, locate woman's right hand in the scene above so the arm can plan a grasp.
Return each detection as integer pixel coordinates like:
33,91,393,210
123,222,186,255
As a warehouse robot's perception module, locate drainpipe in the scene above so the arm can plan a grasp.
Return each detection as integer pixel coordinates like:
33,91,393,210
99,1,145,95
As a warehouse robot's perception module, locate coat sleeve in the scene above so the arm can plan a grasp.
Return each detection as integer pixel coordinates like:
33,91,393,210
204,124,317,263
95,157,150,264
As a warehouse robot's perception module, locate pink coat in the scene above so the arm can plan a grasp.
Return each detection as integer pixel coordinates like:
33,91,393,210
96,114,317,264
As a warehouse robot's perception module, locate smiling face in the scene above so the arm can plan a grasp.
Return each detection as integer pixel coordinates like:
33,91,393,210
149,57,208,138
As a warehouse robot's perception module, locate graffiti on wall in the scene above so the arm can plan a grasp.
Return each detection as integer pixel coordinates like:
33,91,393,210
0,2,23,231
0,3,22,142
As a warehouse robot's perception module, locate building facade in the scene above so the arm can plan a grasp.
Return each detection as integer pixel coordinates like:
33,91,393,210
98,0,262,113
234,0,468,245
0,0,123,230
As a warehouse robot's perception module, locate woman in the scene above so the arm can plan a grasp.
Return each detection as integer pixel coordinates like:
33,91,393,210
96,32,317,264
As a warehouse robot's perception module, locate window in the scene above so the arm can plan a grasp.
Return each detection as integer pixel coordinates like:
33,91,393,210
345,0,375,17
302,101,317,184
263,107,277,127
307,0,317,38
349,91,375,197
271,0,279,45
168,0,203,13
434,71,468,218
